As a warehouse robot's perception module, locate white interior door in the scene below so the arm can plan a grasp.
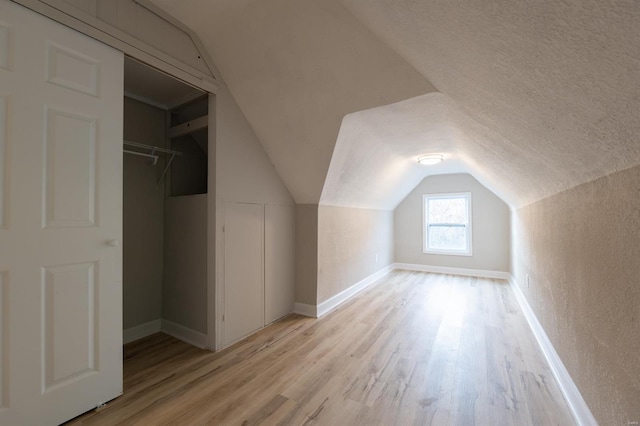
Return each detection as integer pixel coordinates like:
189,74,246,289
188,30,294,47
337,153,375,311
265,204,295,324
224,202,263,347
0,2,123,424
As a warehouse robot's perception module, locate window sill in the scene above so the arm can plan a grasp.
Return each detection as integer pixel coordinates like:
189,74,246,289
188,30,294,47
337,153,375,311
423,250,473,257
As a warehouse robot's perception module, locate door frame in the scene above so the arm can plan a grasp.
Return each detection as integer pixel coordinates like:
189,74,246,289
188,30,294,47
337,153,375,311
206,94,217,350
11,0,221,94
10,1,221,351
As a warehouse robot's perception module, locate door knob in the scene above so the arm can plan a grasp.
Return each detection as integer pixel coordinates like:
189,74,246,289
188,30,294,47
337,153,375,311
108,239,120,247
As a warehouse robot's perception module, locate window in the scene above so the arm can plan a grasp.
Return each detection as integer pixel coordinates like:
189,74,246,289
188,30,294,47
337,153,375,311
423,193,472,256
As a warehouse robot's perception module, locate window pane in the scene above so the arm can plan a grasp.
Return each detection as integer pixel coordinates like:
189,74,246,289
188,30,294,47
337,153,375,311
428,225,467,250
428,197,467,224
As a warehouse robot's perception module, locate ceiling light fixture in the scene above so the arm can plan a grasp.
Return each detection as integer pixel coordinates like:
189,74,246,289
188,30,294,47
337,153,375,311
418,154,444,165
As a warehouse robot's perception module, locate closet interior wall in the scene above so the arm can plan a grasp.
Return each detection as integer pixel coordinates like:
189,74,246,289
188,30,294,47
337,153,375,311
163,97,209,338
123,61,297,351
123,95,209,346
123,97,165,332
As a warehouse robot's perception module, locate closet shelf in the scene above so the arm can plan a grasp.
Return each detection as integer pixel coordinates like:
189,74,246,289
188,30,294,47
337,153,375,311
123,140,183,184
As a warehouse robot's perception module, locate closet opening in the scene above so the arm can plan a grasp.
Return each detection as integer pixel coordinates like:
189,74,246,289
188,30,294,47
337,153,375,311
122,56,211,351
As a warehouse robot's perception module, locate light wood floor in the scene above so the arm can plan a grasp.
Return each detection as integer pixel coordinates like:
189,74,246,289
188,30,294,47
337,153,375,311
68,271,574,425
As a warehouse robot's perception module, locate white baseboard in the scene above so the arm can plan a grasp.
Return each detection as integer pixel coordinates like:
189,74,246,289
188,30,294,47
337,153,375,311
123,319,161,344
509,276,597,426
123,318,208,349
161,319,208,349
393,262,510,280
293,302,317,318
316,264,394,318
292,264,395,319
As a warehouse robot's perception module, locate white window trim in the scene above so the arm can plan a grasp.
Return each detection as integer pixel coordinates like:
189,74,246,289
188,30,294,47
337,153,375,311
423,192,473,256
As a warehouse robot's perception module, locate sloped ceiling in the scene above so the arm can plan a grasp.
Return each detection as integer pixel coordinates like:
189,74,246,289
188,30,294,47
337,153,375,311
151,0,433,204
152,0,640,209
338,0,640,208
320,93,544,209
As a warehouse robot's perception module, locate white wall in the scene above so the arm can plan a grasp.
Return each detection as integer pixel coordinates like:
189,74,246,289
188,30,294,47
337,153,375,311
511,165,640,424
265,204,296,323
214,86,295,346
317,206,393,303
394,173,510,272
122,97,165,329
214,86,293,204
163,195,208,333
295,204,318,306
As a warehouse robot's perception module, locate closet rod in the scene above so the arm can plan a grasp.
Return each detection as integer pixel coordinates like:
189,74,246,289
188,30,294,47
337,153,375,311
123,149,160,164
123,140,183,156
123,140,183,184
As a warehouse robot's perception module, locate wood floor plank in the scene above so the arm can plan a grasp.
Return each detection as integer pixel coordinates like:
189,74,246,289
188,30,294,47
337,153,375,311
67,271,575,425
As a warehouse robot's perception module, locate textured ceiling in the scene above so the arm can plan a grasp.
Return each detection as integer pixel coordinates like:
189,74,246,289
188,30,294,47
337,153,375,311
340,0,640,208
321,93,534,209
152,0,640,209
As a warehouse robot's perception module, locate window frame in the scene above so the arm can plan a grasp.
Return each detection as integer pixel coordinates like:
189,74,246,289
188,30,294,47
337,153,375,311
422,192,473,256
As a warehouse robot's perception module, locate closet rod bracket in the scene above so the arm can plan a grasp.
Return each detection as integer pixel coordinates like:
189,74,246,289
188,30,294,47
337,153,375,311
123,140,183,184
157,153,177,185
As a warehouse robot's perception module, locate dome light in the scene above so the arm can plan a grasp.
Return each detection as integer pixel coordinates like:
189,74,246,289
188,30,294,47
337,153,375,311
418,154,444,165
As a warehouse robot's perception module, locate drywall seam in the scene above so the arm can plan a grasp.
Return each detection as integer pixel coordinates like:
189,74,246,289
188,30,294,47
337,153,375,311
123,319,162,344
317,264,394,318
161,319,208,349
393,263,510,280
509,276,598,426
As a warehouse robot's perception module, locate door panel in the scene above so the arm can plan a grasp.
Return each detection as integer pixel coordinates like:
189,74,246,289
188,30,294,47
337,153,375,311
224,202,263,347
265,204,295,324
46,42,100,97
43,262,97,391
44,107,97,227
0,2,123,424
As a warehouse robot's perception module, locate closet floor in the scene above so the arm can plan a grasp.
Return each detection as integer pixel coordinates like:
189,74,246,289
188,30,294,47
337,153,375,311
67,270,574,425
